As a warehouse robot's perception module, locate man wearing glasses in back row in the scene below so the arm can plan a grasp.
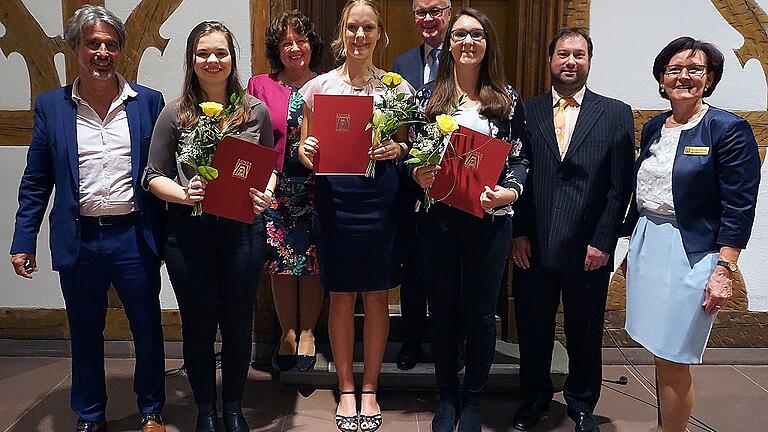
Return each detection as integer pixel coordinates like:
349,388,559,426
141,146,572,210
391,0,452,371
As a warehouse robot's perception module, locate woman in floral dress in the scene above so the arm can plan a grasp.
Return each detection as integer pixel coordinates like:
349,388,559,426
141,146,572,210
248,10,324,373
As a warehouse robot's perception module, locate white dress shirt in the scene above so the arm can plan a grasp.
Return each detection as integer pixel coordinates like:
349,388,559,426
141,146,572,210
551,85,586,153
72,74,137,216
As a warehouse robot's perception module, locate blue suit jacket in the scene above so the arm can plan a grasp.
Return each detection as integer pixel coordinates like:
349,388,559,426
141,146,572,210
622,107,761,254
10,83,166,271
392,44,426,90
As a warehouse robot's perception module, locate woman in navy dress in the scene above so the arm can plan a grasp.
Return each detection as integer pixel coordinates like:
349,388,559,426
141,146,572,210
297,1,413,431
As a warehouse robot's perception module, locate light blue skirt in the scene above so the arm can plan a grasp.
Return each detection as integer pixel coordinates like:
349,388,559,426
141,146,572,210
625,212,718,364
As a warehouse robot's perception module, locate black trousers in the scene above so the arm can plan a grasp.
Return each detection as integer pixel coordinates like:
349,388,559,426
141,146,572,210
399,193,428,347
513,258,610,413
419,205,512,394
164,205,266,405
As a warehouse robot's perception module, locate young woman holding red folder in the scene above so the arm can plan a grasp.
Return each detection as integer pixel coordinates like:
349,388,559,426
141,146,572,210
411,8,529,432
297,1,413,431
143,21,276,432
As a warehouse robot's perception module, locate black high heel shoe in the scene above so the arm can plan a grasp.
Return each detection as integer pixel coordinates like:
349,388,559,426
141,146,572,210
359,391,382,432
222,400,249,432
195,404,219,432
335,390,359,432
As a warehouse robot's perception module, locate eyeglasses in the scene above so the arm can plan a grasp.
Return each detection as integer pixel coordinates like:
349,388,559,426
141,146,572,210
413,6,450,20
280,39,309,50
450,28,486,42
663,64,708,77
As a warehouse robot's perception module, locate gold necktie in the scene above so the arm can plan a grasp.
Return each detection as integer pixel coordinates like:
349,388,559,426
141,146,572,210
554,96,577,159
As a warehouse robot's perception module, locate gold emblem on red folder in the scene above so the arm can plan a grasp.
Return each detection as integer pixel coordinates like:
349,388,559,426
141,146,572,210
336,113,351,132
464,150,483,170
232,159,252,180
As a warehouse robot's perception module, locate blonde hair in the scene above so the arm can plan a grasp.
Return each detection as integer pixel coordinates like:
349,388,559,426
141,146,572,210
330,0,388,62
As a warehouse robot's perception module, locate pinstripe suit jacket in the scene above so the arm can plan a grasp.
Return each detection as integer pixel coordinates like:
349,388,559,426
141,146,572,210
514,88,635,271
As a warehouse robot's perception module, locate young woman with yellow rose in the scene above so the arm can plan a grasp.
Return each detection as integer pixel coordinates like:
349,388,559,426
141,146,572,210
297,1,413,431
143,21,276,432
410,8,529,432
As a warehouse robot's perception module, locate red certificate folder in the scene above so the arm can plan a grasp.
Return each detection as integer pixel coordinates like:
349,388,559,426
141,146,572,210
312,94,373,175
202,135,279,224
428,126,512,218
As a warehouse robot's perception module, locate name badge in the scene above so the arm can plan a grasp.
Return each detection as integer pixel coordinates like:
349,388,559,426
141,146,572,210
683,146,710,156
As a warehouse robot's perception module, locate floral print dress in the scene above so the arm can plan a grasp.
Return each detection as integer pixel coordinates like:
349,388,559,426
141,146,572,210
263,86,319,275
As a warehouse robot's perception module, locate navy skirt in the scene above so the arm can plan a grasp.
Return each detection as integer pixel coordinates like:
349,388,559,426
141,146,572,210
312,160,404,292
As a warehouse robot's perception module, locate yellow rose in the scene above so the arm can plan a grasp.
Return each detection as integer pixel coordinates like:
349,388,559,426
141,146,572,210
436,114,459,135
381,72,403,87
200,101,224,118
371,109,387,127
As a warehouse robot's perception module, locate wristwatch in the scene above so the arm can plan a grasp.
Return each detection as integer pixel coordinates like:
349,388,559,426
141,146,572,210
716,259,739,273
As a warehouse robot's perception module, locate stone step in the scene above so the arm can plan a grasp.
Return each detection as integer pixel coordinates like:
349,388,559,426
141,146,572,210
278,340,568,391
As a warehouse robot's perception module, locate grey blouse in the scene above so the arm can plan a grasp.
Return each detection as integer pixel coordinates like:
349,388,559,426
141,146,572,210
143,94,274,189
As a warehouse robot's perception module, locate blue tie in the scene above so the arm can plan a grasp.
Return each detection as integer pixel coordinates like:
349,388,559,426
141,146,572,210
428,48,441,83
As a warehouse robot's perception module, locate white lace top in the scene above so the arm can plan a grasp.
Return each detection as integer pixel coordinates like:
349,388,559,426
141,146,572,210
636,105,709,215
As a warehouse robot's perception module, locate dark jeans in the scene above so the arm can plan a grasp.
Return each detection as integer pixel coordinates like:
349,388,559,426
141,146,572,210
419,204,512,394
513,258,610,413
59,217,165,421
164,204,266,405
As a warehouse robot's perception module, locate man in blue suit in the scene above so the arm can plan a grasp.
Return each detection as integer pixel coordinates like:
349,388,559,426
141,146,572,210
392,0,452,90
391,0,452,371
9,5,166,432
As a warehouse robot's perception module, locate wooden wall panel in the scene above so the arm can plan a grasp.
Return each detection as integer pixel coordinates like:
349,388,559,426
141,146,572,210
251,0,273,75
0,111,34,145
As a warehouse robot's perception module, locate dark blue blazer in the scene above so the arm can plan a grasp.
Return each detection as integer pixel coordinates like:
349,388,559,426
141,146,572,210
622,107,761,254
514,89,635,271
392,44,426,90
10,84,166,271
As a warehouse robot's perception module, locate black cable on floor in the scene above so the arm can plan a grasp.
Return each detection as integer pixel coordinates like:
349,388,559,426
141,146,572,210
164,351,222,377
602,324,719,432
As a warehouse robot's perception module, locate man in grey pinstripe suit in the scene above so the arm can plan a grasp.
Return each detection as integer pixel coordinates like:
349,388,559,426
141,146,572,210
510,28,635,432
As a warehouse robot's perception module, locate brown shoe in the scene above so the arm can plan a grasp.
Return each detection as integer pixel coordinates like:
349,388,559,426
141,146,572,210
140,413,166,432
75,418,107,432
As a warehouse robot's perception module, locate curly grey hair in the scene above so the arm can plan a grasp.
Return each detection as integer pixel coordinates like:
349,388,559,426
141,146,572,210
63,5,127,50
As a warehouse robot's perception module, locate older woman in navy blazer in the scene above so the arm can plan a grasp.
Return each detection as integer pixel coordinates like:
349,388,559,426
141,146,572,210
621,36,760,432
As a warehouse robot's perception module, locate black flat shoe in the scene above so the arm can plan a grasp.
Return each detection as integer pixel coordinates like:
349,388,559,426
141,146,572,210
395,343,422,371
568,409,600,432
295,354,317,372
195,404,219,432
222,401,249,432
513,396,550,431
274,354,296,371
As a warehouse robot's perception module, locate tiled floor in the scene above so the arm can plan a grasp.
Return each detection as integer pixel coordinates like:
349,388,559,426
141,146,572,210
2,357,767,431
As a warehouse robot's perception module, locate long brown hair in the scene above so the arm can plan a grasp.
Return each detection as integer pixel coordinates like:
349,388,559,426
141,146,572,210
425,8,510,120
178,21,249,129
330,0,388,63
